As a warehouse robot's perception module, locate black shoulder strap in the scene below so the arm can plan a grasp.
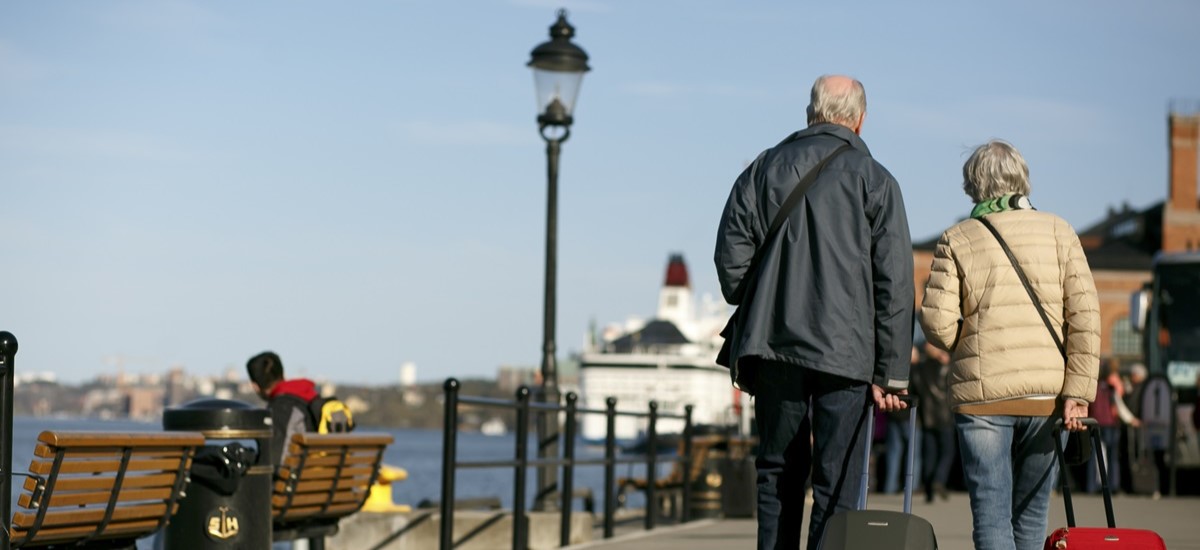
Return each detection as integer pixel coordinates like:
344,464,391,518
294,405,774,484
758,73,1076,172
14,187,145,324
976,216,1067,360
305,395,328,431
731,143,854,301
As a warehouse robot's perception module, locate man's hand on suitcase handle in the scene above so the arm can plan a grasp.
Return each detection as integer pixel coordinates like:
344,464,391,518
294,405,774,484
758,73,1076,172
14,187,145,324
871,384,908,412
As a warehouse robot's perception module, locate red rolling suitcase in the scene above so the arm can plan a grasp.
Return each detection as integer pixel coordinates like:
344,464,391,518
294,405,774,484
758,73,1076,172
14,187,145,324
1044,419,1166,549
819,397,937,549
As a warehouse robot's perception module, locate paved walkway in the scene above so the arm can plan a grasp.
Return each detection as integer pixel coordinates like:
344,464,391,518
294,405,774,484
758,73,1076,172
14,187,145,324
570,493,1200,549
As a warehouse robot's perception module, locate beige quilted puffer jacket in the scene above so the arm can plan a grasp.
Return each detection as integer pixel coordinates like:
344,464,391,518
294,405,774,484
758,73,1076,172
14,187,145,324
920,210,1100,410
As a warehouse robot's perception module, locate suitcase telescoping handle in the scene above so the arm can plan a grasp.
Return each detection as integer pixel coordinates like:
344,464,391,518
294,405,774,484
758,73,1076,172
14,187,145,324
1052,418,1116,529
858,394,918,514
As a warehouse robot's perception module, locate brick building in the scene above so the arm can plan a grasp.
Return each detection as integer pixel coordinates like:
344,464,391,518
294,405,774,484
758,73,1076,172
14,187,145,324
913,110,1200,360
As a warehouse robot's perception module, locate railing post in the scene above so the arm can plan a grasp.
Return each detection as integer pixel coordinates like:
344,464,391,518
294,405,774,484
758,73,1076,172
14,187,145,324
513,386,532,550
602,397,617,539
559,392,577,547
681,404,694,523
0,332,16,550
439,378,460,550
645,401,658,531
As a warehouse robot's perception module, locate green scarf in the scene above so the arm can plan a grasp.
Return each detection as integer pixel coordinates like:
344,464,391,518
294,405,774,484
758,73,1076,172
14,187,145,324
970,193,1034,219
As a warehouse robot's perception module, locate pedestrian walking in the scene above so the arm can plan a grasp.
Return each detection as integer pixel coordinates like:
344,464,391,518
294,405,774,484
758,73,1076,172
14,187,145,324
920,140,1100,550
715,74,913,550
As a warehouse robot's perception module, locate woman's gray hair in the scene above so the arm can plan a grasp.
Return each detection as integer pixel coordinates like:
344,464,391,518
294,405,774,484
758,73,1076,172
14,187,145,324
962,140,1031,203
807,75,866,127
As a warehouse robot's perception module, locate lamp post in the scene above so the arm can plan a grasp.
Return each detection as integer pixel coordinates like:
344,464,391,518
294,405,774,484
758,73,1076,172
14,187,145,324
528,8,589,510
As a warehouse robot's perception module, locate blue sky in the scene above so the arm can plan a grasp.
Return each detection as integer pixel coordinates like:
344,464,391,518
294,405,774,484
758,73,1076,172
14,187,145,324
3,1,1198,384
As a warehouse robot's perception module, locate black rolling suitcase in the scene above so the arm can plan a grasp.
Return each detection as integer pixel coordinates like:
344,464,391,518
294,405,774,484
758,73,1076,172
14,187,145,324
819,397,937,549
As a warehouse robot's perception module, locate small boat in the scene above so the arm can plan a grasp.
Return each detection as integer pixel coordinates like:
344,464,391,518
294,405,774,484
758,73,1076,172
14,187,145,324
480,417,507,436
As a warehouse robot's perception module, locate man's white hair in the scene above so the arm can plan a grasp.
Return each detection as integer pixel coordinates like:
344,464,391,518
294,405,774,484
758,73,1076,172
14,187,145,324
807,75,866,127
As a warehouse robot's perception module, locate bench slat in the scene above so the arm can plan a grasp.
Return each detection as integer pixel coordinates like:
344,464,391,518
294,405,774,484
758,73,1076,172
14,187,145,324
282,453,379,468
280,481,371,497
19,486,175,509
273,477,374,493
11,518,166,546
24,472,180,493
12,502,176,529
290,433,393,447
37,431,205,448
284,443,387,455
271,489,365,508
272,502,360,521
35,444,192,460
277,465,375,481
30,457,188,476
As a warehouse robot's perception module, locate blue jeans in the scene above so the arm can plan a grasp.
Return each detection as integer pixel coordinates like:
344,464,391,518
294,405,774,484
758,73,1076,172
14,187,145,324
754,362,870,550
956,413,1060,550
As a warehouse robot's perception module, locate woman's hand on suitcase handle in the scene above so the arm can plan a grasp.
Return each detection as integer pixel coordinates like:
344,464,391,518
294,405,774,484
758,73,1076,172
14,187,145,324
871,384,908,412
1062,398,1089,432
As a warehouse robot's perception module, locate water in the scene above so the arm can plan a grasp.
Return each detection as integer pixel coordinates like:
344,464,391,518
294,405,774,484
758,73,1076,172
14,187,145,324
7,416,667,512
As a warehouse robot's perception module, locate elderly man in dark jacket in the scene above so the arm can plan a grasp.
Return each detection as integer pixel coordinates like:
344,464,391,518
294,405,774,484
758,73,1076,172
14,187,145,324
715,74,913,550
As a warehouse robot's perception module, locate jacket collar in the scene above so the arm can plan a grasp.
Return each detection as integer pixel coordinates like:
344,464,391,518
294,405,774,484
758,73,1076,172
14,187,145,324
777,123,872,156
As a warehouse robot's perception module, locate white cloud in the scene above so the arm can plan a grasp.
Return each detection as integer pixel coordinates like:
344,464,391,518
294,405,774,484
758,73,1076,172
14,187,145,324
394,120,535,147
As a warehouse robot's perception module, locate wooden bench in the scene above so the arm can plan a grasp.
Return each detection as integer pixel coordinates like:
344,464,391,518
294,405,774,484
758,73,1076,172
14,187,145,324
271,432,394,543
617,434,756,519
8,431,205,549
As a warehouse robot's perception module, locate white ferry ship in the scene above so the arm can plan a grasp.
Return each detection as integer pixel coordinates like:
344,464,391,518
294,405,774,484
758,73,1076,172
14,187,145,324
579,254,749,442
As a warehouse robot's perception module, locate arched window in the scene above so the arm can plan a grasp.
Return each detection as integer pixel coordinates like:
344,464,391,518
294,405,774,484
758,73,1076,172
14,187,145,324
1110,316,1141,357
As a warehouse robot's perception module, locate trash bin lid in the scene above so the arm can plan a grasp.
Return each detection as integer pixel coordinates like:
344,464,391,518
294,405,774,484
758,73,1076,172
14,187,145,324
163,398,272,438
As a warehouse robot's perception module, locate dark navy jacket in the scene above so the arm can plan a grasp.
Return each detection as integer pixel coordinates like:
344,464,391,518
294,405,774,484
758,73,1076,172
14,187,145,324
715,123,914,390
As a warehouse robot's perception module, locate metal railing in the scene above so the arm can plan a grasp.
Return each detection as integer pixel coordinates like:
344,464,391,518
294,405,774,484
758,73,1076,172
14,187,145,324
1,331,17,550
439,378,694,550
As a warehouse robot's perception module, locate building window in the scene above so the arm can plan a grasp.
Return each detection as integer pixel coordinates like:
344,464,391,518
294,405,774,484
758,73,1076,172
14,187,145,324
1111,316,1141,357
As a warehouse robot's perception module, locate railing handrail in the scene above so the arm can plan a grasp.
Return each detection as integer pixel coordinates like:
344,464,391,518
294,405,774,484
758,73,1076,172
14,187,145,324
458,394,691,420
439,377,694,550
1,331,19,550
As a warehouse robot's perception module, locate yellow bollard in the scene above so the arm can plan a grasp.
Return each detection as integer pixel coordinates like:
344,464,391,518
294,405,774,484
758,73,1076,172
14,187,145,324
363,464,413,513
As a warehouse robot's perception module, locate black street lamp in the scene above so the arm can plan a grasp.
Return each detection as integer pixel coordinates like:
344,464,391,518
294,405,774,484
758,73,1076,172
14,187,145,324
528,8,589,509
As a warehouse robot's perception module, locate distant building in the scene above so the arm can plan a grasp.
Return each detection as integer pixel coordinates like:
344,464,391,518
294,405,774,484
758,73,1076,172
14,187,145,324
124,387,165,420
399,362,417,387
164,366,188,407
497,365,537,394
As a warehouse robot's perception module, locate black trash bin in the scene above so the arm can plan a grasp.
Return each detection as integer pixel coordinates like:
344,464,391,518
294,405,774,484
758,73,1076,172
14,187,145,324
163,399,274,549
718,455,757,518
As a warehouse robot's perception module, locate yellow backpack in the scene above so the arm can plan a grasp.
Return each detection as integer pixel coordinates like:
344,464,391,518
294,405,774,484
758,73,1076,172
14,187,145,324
307,396,355,434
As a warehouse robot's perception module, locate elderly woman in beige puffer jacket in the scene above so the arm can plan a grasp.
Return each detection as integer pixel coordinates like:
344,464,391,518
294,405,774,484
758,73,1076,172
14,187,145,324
920,140,1099,550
